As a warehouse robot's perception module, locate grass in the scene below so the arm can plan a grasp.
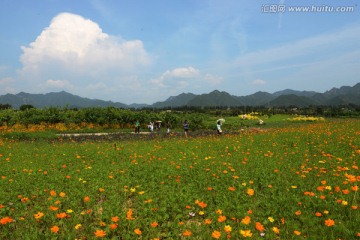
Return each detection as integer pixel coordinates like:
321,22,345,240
0,118,359,239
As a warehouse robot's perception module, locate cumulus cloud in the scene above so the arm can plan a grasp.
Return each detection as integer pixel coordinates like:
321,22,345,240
18,12,150,98
151,66,223,90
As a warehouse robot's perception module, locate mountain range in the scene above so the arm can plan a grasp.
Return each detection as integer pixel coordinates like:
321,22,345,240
0,82,359,109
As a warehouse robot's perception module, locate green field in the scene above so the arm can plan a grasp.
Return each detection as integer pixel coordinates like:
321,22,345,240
0,118,359,239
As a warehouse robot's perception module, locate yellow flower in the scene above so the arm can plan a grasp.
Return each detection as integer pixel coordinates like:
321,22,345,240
75,224,82,230
66,209,73,213
34,211,44,219
216,209,223,215
224,225,232,233
268,217,274,222
240,229,253,237
130,188,136,193
272,227,280,234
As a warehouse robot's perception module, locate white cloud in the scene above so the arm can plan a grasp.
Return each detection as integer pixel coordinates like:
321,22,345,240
18,12,151,95
43,79,74,90
150,66,225,90
252,79,266,85
163,67,200,78
151,67,200,88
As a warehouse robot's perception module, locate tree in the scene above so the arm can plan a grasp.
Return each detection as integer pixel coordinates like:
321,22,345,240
20,104,35,111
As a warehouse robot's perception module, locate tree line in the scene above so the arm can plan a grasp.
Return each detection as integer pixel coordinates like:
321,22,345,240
0,104,359,130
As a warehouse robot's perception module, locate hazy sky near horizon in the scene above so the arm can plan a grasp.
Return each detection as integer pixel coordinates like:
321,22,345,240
0,0,359,104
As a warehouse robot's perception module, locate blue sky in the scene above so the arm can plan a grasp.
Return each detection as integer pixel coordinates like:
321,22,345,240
0,0,359,104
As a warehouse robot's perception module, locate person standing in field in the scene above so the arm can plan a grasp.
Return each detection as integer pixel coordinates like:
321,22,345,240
217,120,222,135
135,120,140,133
149,121,154,132
166,121,171,134
183,120,189,138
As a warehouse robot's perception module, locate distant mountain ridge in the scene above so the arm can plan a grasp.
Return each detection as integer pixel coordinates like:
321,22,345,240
0,83,359,109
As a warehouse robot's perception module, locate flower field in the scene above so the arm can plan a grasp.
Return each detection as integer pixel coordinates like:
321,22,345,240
0,119,359,239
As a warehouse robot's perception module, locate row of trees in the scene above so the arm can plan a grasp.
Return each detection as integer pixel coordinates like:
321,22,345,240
0,106,207,130
0,104,359,130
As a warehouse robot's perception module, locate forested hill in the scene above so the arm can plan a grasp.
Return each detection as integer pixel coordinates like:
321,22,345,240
0,83,359,109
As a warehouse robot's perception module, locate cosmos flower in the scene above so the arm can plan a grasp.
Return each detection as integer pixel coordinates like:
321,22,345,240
50,225,59,233
211,230,221,239
324,218,335,227
94,229,106,238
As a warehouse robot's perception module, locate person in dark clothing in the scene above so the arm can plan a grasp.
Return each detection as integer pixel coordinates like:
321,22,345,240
183,120,189,138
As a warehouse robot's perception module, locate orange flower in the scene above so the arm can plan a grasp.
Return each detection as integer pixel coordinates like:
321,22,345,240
247,188,254,196
218,215,226,222
51,225,59,233
197,201,207,208
183,230,192,237
84,196,90,202
294,230,301,235
111,216,119,223
324,218,335,227
59,192,66,198
56,212,67,219
49,206,59,211
228,186,235,191
255,222,265,232
151,221,158,228
21,197,29,203
134,228,142,235
212,230,221,239
295,210,301,216
0,216,13,225
351,186,358,191
241,216,251,225
216,209,223,215
205,218,212,225
315,212,322,217
126,208,135,220
342,189,349,195
94,229,106,238
110,223,118,230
